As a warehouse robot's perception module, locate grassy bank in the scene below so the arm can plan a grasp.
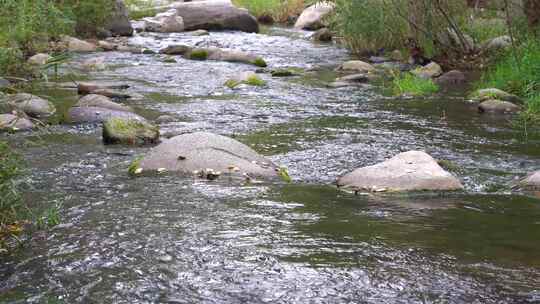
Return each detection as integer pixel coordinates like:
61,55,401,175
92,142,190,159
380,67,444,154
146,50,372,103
232,0,306,23
0,0,110,76
0,141,61,252
477,38,540,125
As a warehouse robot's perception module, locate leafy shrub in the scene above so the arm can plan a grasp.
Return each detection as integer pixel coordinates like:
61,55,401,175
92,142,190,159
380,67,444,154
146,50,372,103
478,38,540,99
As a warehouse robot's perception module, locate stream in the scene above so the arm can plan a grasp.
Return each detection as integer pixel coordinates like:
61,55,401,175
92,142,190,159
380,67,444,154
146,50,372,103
1,27,540,303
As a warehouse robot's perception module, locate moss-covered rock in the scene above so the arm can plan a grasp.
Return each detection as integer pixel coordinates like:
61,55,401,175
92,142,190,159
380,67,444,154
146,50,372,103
251,57,267,67
225,71,266,88
188,49,209,60
102,117,159,146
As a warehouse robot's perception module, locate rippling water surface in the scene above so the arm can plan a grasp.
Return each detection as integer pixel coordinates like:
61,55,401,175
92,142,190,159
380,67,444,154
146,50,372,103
1,27,539,303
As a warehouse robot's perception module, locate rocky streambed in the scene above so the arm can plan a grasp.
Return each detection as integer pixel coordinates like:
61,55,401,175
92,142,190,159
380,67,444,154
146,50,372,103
1,24,540,303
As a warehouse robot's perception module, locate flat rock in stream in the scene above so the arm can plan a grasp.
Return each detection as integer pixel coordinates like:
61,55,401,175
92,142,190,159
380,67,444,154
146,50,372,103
337,151,464,192
68,106,145,124
170,0,259,33
0,114,34,131
478,99,520,114
76,94,133,112
4,93,56,118
337,60,375,73
78,82,132,99
160,45,267,67
136,132,279,179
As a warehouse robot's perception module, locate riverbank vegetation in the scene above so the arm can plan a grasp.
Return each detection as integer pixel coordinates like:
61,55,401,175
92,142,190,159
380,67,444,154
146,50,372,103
0,0,110,75
232,0,307,23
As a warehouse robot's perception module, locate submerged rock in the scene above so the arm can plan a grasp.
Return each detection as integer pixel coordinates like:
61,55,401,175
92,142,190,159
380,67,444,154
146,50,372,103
295,2,335,30
105,0,134,36
478,99,520,113
471,88,522,104
171,0,259,33
312,28,332,42
337,151,464,192
135,132,279,179
76,94,133,113
68,106,145,124
77,82,131,99
103,117,159,145
0,114,34,131
160,45,267,67
411,62,443,79
337,60,375,73
143,9,185,33
521,170,540,190
5,93,56,118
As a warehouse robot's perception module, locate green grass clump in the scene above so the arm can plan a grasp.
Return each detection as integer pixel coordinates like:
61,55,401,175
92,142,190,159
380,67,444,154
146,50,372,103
278,167,292,183
225,79,241,89
232,0,305,23
128,157,143,176
393,73,439,96
225,75,266,88
464,18,508,44
189,49,209,60
245,75,266,86
251,57,267,67
477,38,540,99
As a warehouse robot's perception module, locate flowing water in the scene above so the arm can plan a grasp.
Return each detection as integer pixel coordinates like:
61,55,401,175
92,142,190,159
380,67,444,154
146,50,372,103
1,27,540,303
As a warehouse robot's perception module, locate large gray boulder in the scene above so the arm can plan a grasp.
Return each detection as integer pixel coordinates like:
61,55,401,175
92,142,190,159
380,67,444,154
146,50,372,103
68,106,145,124
521,170,540,190
143,9,185,32
103,117,159,145
75,94,133,112
294,2,335,30
337,151,464,192
5,93,56,118
471,88,522,104
135,132,279,179
0,114,34,131
478,99,520,113
105,0,134,36
170,0,259,33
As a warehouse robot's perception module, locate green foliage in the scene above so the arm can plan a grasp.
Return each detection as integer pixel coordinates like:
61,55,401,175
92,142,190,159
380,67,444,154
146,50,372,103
232,0,305,22
245,75,266,86
225,75,266,88
251,57,268,67
464,18,508,44
278,167,292,183
331,0,409,54
0,48,25,76
392,72,439,96
128,157,143,176
225,79,241,89
0,0,111,75
478,38,540,99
